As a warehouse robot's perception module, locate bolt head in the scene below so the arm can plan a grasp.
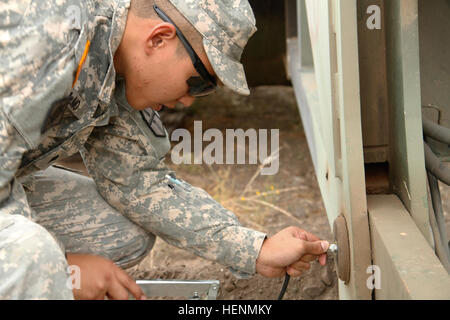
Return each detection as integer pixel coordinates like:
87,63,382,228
328,243,338,253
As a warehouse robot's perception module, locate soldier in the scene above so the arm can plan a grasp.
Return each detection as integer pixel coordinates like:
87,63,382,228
0,0,330,299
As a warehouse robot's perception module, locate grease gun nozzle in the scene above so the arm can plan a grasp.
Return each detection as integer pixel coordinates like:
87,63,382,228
328,243,338,254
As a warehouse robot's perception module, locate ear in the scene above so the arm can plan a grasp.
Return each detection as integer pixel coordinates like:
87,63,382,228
145,22,177,54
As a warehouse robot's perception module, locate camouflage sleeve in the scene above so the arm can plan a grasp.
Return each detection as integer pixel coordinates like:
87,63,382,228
0,1,88,253
0,1,43,208
81,87,266,277
0,0,81,149
0,107,68,257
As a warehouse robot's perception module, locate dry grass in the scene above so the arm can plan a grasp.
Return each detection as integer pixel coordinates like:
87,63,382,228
169,149,312,232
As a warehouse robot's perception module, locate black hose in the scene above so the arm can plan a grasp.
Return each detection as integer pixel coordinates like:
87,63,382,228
426,172,450,269
423,118,450,145
423,125,450,272
424,142,450,185
277,274,290,300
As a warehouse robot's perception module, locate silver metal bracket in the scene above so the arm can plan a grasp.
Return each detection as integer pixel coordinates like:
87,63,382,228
136,280,220,300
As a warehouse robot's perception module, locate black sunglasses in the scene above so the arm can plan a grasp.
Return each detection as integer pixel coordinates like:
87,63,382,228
153,4,217,97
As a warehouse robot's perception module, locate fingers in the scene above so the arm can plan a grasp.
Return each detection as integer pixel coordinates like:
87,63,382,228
286,267,303,277
286,259,311,277
318,253,327,266
291,227,321,242
299,254,317,263
115,268,146,300
289,260,311,272
291,227,329,259
301,240,329,256
107,277,131,300
302,231,321,242
93,289,108,300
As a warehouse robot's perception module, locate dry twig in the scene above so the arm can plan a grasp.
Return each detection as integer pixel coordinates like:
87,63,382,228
223,186,307,205
240,146,283,197
246,198,302,225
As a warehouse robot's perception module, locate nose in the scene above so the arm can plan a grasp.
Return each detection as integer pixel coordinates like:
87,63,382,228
177,95,196,107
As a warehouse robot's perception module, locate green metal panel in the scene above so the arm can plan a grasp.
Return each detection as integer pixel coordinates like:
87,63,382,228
331,0,373,300
384,0,433,246
288,0,372,299
298,0,314,68
287,0,448,300
368,195,450,299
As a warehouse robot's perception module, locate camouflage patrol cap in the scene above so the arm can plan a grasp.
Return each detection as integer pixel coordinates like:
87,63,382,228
168,0,257,96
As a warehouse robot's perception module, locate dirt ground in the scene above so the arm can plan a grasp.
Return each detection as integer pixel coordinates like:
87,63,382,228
126,86,338,300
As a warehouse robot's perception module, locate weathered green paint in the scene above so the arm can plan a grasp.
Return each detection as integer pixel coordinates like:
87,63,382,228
288,0,372,300
384,0,433,246
368,194,450,300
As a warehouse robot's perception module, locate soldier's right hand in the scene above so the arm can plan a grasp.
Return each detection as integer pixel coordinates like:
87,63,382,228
255,226,329,278
66,253,146,300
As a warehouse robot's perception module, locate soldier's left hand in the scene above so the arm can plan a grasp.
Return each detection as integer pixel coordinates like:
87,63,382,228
66,253,146,300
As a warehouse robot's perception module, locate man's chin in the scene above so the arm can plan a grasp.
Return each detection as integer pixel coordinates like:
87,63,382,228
124,92,148,111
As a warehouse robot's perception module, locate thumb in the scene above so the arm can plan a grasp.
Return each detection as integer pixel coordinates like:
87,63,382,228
301,240,329,255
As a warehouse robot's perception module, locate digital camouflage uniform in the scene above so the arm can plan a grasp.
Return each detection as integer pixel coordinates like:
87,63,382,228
0,0,266,299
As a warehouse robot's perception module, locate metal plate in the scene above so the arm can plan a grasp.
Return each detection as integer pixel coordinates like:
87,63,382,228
136,280,220,300
333,214,351,284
